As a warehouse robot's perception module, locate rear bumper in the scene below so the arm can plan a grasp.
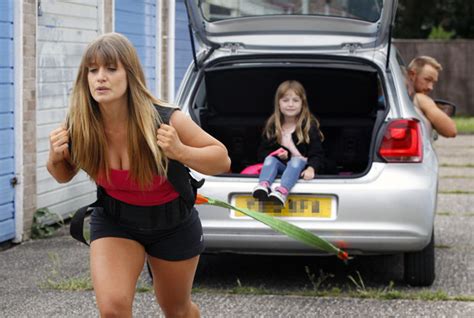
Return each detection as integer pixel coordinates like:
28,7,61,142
196,162,438,256
202,229,432,256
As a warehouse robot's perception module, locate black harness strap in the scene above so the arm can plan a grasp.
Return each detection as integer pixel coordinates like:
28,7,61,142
70,188,103,246
167,159,205,209
70,205,97,246
69,105,205,246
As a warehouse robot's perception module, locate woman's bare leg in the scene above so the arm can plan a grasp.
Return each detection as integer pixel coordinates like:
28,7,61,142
148,255,200,318
90,237,146,317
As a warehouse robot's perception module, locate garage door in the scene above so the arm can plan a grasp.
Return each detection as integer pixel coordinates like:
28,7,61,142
174,0,193,96
115,0,157,93
0,0,15,243
36,0,100,222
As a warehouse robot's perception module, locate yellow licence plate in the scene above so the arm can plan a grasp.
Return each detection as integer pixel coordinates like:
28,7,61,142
230,195,335,219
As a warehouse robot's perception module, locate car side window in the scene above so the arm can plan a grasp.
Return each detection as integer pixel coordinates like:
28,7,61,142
395,49,410,96
395,49,406,69
395,48,408,86
395,49,408,79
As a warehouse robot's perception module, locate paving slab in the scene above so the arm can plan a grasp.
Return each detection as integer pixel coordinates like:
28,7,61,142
437,194,474,214
438,167,474,178
438,177,474,192
434,135,474,149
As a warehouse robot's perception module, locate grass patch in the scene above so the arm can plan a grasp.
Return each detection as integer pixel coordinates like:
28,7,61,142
42,276,93,291
440,164,474,168
440,176,474,179
43,277,152,292
454,295,474,301
39,255,474,302
40,252,93,291
435,244,452,249
454,117,474,134
229,286,272,295
192,286,474,302
192,269,474,302
438,190,474,195
40,252,153,292
229,278,272,295
437,212,474,217
136,282,154,293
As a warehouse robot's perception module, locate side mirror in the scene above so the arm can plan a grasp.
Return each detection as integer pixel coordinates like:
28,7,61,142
434,99,457,117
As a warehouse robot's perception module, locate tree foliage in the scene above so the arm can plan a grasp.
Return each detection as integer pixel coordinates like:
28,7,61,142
393,0,474,39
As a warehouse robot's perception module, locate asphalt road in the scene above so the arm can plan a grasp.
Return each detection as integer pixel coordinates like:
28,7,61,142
0,135,473,317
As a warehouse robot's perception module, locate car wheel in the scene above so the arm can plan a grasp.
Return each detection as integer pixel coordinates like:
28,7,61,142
403,231,435,286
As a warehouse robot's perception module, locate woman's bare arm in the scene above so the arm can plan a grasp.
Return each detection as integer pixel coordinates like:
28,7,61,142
157,110,231,175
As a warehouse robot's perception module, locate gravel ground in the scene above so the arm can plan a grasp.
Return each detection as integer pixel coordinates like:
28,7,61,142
0,136,473,317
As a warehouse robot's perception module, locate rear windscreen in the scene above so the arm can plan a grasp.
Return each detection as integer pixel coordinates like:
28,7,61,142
197,0,383,23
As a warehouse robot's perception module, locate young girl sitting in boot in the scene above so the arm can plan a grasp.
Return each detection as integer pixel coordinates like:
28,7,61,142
253,80,325,205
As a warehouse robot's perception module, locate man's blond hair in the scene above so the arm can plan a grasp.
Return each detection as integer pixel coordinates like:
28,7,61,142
408,56,443,74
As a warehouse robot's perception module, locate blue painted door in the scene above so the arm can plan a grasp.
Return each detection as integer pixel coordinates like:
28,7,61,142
175,0,193,96
115,0,157,93
0,0,16,243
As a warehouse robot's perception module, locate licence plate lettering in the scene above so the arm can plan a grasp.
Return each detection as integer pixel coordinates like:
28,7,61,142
311,200,320,214
232,195,334,219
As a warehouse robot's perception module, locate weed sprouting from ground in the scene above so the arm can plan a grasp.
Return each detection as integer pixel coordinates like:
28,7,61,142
40,252,93,291
228,277,268,295
305,266,334,291
347,271,366,293
40,252,151,292
31,209,65,239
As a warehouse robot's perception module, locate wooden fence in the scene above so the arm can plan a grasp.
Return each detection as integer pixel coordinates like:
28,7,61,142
394,40,474,116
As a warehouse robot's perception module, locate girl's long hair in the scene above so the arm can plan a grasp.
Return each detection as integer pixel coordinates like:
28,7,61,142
263,80,324,144
67,32,172,187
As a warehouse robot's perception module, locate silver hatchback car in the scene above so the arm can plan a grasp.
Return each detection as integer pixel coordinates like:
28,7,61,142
178,0,441,286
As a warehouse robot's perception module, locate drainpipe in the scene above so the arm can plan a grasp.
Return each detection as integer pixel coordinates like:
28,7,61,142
302,0,309,14
14,0,24,242
168,0,176,102
156,0,162,97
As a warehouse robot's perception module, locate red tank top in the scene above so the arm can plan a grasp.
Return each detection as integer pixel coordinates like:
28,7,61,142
96,169,179,206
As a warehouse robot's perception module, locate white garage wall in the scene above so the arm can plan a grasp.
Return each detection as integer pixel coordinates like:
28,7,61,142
36,0,101,220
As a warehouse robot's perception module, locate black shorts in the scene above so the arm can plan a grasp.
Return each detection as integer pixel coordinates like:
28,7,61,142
89,200,205,261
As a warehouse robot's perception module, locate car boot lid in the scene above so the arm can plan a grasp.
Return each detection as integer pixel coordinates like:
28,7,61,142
185,0,397,53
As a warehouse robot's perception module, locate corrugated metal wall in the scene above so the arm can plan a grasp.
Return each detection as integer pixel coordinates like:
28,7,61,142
174,0,193,96
0,0,15,242
115,0,157,94
36,0,101,220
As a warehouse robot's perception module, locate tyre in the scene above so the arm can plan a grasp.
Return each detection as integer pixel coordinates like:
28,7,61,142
403,231,435,286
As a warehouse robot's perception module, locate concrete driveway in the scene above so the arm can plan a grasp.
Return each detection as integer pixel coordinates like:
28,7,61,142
0,135,473,317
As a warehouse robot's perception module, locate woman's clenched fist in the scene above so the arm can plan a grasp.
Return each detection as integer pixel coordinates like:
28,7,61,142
48,125,70,164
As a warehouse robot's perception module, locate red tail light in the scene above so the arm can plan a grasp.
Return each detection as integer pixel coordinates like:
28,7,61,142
379,119,423,163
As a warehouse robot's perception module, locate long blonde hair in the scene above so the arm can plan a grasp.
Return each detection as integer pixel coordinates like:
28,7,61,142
263,80,324,144
67,32,171,187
